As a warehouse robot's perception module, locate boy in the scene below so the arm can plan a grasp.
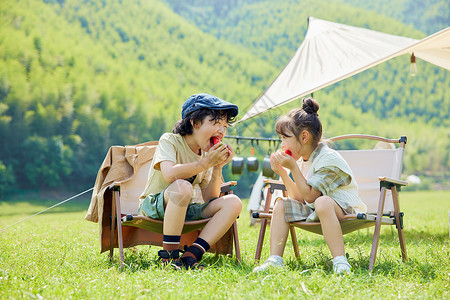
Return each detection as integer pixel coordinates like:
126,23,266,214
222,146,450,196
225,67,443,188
139,93,242,269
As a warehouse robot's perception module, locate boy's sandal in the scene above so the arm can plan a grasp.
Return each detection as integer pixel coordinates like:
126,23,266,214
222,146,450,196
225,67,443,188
180,255,205,270
157,249,183,270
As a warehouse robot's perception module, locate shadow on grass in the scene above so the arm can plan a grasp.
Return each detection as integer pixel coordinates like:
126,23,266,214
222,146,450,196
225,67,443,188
106,247,253,273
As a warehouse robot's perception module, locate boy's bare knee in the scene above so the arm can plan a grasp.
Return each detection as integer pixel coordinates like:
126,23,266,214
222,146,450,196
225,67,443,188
166,179,193,206
228,195,242,215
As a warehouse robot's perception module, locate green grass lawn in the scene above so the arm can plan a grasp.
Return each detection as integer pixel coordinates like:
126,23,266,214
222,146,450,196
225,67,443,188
0,190,449,299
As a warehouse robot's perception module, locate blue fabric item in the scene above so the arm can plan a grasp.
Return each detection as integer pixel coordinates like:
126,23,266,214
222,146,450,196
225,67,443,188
193,237,210,252
181,93,239,119
163,235,181,243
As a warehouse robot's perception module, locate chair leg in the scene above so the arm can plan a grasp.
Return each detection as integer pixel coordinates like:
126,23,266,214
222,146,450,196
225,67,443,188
255,219,268,262
110,191,116,260
254,190,273,262
391,186,407,262
114,190,125,268
369,187,387,272
232,220,241,263
289,225,300,258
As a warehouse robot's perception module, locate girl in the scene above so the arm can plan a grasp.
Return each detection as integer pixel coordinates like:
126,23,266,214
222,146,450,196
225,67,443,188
139,93,242,269
253,98,367,274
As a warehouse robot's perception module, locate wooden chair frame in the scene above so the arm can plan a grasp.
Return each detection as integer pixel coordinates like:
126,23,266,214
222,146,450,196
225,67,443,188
109,181,241,267
253,134,408,272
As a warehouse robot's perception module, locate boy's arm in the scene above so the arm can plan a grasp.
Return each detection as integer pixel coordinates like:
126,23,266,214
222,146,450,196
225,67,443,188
159,144,231,185
159,158,212,184
201,166,223,200
201,145,234,200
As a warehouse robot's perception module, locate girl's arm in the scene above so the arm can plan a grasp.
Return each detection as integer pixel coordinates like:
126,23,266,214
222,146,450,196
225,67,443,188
273,151,321,204
270,153,304,202
289,166,321,204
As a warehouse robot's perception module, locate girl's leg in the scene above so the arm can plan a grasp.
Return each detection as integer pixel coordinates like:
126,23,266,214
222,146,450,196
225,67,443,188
253,198,289,272
270,198,290,256
314,196,346,258
197,194,242,244
163,179,193,235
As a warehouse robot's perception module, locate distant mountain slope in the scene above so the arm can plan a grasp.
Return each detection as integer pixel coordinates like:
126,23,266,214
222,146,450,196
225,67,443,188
163,0,449,184
0,0,447,196
0,0,275,190
340,0,449,35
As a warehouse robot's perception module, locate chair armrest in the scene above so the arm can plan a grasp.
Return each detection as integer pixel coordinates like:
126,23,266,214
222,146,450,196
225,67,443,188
220,181,237,194
108,183,120,191
379,177,408,190
263,179,287,192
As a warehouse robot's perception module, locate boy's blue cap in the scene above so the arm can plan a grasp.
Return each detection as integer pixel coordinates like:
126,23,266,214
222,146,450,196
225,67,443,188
181,93,239,119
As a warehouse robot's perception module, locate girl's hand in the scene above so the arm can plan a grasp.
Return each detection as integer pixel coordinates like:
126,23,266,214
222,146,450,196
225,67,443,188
273,150,297,171
270,152,288,176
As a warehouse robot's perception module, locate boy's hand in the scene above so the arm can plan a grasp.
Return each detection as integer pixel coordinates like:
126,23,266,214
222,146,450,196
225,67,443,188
207,143,232,168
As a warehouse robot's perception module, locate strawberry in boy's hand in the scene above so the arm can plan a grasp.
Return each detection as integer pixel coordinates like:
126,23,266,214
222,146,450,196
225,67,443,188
285,150,293,156
210,137,223,147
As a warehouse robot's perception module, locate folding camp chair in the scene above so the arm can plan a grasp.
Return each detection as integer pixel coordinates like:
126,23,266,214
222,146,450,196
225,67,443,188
86,141,241,267
253,134,408,272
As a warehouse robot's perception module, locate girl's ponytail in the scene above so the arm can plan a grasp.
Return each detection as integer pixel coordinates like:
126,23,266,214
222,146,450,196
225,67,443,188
302,97,319,116
275,97,322,145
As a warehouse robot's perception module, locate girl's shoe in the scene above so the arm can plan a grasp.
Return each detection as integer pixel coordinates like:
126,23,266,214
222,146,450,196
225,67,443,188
252,255,285,272
332,256,351,274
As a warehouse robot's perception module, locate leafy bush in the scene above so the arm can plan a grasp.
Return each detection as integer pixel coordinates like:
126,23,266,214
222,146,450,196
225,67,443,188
0,160,15,198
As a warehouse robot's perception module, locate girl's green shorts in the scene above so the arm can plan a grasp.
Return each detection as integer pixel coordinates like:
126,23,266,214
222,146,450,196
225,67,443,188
138,190,217,221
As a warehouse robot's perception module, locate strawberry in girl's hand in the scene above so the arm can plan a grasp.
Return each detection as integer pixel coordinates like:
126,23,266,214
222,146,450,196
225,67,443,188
285,150,293,156
210,137,223,147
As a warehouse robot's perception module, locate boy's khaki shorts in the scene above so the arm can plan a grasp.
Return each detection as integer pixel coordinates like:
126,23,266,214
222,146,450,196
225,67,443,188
138,190,217,221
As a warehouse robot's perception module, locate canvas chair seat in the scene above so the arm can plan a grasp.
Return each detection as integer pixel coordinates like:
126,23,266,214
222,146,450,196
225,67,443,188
86,141,241,266
253,134,408,272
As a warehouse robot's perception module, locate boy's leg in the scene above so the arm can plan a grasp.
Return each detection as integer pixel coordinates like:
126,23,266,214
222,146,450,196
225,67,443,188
181,194,241,269
160,179,192,266
314,196,346,258
196,194,242,245
162,179,193,237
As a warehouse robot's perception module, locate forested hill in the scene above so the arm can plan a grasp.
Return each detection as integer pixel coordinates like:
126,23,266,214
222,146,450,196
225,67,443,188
340,0,449,35
0,0,275,193
0,0,448,197
164,0,449,187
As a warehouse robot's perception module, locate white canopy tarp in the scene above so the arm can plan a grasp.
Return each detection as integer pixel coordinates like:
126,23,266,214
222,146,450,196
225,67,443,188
239,17,450,123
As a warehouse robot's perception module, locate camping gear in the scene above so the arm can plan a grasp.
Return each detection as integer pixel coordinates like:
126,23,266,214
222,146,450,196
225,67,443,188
231,156,244,175
262,156,275,178
246,157,259,172
246,146,259,172
239,17,450,123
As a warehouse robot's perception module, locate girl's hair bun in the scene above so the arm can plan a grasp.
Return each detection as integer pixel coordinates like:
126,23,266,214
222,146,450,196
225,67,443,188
302,97,319,116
